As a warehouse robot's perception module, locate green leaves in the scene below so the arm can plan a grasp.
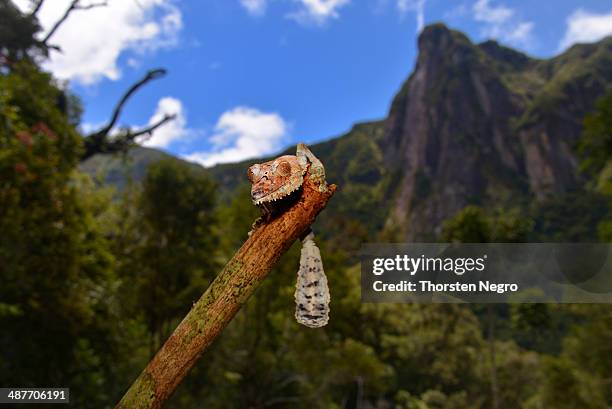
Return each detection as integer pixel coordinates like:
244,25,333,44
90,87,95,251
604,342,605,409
117,159,219,353
579,92,612,179
0,56,119,409
441,205,532,243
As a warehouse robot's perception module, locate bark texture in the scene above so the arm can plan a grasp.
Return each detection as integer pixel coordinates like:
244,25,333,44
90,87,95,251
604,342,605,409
116,172,336,409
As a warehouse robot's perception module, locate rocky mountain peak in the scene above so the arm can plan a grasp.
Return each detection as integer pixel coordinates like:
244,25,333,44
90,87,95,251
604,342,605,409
381,24,610,240
410,24,482,91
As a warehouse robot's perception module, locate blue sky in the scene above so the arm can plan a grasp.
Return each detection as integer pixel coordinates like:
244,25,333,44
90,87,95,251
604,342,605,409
15,0,612,166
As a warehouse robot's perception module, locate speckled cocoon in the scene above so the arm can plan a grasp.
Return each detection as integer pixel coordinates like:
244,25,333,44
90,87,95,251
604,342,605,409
294,232,330,328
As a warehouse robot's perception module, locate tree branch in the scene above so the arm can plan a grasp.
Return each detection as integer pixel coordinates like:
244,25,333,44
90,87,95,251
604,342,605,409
45,44,62,53
81,68,171,160
29,0,45,17
42,0,108,45
98,68,167,137
100,113,176,151
128,114,177,141
116,169,337,409
73,1,108,10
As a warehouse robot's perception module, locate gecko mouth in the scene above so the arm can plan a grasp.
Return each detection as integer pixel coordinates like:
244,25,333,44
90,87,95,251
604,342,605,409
252,181,303,205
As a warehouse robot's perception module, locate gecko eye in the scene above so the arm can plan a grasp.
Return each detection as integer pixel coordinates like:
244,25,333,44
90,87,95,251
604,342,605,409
248,165,260,182
277,161,292,176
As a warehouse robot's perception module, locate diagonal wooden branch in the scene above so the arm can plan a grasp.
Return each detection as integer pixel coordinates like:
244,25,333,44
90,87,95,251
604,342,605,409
41,0,108,45
116,171,337,409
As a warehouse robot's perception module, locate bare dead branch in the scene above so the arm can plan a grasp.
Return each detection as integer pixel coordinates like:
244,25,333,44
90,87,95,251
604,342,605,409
81,68,171,160
81,114,175,159
41,0,78,44
46,44,61,52
73,1,107,10
29,0,45,17
98,68,167,137
42,0,108,45
129,113,177,141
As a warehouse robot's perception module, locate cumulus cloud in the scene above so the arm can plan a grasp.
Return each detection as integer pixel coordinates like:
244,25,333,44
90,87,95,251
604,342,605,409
240,0,267,16
473,0,512,24
14,0,182,85
287,0,351,26
184,107,288,167
141,97,188,149
397,0,426,32
472,0,534,47
558,9,612,52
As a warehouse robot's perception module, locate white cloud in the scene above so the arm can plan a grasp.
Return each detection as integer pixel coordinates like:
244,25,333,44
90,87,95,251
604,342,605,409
472,0,534,47
142,97,188,148
14,0,182,85
287,0,350,26
397,0,426,32
473,0,513,25
184,107,288,167
240,0,267,16
506,21,534,44
558,9,612,52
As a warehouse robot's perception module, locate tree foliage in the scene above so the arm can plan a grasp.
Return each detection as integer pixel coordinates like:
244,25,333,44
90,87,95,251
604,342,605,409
116,159,219,353
0,58,120,408
0,0,48,62
579,92,612,180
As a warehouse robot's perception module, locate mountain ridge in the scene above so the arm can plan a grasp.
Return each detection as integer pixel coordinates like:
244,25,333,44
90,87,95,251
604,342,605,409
381,23,612,239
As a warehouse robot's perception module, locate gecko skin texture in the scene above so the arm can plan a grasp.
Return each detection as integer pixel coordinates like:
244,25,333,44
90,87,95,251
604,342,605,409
247,143,327,206
248,154,307,205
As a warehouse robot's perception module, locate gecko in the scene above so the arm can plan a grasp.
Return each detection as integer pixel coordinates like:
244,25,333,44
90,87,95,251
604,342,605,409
247,143,330,328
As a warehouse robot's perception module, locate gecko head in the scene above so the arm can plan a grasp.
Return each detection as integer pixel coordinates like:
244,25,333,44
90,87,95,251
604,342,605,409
248,155,307,205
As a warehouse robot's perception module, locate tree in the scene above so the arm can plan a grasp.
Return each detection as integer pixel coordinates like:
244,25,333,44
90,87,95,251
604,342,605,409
531,189,609,242
440,206,535,409
579,92,612,181
0,59,123,408
118,159,218,354
577,91,612,240
536,306,612,409
441,206,532,244
1,4,196,407
1,1,177,161
0,0,47,63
